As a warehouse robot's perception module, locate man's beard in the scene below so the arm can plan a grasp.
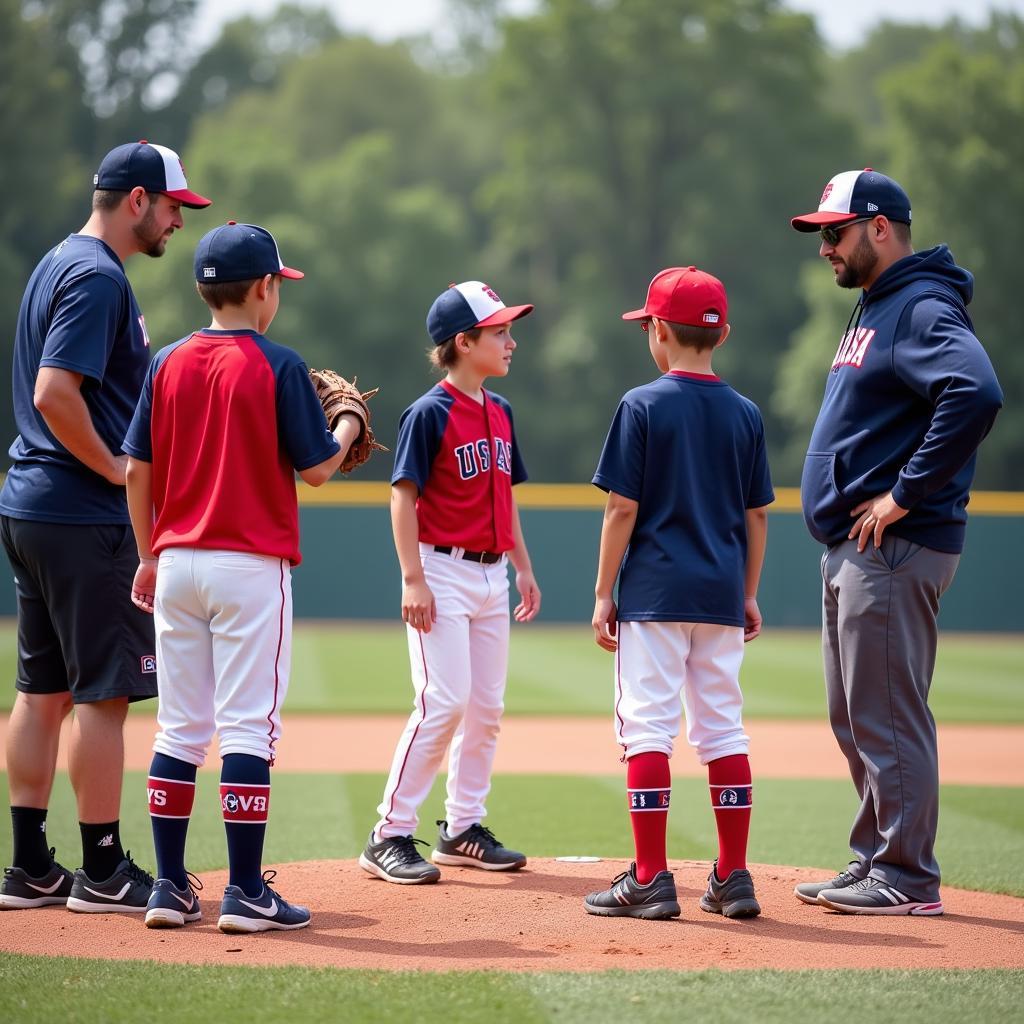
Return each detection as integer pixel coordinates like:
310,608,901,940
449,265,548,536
833,229,878,289
132,204,168,258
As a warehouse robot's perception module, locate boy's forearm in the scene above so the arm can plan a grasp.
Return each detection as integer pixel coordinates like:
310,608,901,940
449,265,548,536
595,496,638,598
390,483,425,583
507,498,533,573
744,506,769,598
125,457,155,559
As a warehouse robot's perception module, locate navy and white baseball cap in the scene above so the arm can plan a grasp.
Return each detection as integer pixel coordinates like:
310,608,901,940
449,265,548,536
426,281,533,345
194,222,304,283
791,168,911,232
94,140,211,209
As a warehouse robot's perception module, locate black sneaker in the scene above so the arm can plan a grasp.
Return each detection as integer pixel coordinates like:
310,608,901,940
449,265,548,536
584,862,681,920
699,860,761,919
432,820,526,871
145,873,203,928
794,866,864,906
66,852,154,914
359,833,441,884
217,870,311,933
0,849,74,909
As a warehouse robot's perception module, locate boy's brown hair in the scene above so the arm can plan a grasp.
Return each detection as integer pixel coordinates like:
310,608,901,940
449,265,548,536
196,278,261,310
429,327,482,371
661,320,726,353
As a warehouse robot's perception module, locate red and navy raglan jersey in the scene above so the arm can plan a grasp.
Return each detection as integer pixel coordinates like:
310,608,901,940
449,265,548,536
391,380,527,552
123,329,339,564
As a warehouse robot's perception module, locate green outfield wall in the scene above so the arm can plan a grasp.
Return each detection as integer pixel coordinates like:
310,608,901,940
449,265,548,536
1,484,1020,630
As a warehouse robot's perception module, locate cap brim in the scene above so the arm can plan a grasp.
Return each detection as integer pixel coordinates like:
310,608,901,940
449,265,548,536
790,211,860,232
476,303,533,327
165,188,212,210
621,307,650,321
279,266,304,280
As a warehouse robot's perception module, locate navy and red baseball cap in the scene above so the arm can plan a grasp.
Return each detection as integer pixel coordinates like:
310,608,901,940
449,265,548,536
94,140,211,209
622,266,728,328
194,222,304,283
426,281,533,345
791,168,911,232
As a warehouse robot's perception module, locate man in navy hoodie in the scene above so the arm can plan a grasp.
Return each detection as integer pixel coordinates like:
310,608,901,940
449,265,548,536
789,169,1002,916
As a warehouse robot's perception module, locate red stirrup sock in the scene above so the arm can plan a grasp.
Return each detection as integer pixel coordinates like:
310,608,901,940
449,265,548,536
708,753,752,878
627,751,671,885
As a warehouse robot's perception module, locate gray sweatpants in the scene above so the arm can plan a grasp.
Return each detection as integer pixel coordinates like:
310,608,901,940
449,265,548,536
821,535,959,901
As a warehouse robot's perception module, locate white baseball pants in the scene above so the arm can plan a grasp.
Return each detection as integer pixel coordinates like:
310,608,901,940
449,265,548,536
151,547,293,767
615,620,749,763
375,544,510,839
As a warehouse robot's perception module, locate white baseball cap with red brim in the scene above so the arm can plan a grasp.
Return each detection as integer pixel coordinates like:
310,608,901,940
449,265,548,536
791,168,911,232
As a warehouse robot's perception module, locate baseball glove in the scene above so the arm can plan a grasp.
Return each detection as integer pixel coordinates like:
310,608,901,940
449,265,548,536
308,367,388,473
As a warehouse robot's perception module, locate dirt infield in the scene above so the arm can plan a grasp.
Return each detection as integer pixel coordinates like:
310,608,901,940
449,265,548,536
2,859,1022,971
1,714,1020,785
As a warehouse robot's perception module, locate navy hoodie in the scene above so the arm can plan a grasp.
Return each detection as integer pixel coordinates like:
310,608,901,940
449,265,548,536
801,245,1002,554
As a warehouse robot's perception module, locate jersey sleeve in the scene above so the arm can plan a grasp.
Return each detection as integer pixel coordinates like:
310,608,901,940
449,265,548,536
390,397,446,493
122,359,156,461
506,403,528,485
40,273,125,384
746,411,775,509
592,396,646,501
277,360,342,471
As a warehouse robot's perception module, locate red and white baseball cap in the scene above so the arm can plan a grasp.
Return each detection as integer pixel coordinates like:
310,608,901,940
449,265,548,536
622,266,728,328
94,140,211,209
426,281,533,345
791,168,911,232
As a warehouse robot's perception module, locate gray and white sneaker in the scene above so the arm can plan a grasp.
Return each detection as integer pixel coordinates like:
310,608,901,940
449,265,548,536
66,853,154,913
794,866,864,906
359,833,441,884
699,860,761,919
584,863,681,920
817,876,943,916
218,870,310,933
0,849,74,909
432,820,526,871
145,874,203,928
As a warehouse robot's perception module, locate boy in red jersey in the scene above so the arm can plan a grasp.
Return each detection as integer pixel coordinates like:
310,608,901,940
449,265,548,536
123,222,363,932
359,281,541,884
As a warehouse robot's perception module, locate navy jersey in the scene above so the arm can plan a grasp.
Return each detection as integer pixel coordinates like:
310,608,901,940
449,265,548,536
123,329,339,565
391,380,527,552
593,370,774,625
0,235,150,524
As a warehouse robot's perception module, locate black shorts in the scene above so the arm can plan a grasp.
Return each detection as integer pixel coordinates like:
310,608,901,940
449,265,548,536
1,516,157,704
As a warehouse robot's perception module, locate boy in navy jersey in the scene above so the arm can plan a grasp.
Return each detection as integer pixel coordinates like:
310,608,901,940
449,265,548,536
360,281,541,884
123,222,363,932
585,267,773,920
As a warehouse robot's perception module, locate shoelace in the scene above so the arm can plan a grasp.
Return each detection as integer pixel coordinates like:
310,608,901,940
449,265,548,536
184,870,203,898
123,851,154,886
258,868,285,902
461,824,503,850
387,836,431,865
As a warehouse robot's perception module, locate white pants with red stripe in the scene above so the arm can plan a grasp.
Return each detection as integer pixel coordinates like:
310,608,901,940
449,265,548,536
374,544,510,839
151,547,292,766
615,620,749,763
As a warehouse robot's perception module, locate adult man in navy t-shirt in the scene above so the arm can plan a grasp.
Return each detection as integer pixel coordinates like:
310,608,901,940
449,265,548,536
789,169,1002,916
0,142,210,914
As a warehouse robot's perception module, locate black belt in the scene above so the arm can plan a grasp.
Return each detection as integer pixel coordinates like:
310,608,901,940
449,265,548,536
433,545,502,564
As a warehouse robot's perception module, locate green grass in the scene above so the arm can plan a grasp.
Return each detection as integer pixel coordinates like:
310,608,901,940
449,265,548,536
1,622,1021,721
1,957,1022,1024
2,771,1021,897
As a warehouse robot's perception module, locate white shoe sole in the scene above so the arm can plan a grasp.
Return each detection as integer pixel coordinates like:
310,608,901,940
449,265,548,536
145,906,202,928
217,914,310,933
0,893,69,909
817,894,944,915
67,896,148,913
358,852,440,884
431,851,526,871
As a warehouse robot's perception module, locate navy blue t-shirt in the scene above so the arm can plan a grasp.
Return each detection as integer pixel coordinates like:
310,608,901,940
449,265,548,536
0,235,150,524
593,370,774,626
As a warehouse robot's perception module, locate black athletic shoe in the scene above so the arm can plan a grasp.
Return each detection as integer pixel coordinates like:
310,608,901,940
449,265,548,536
0,849,74,910
66,852,154,914
584,862,681,920
432,820,526,871
817,876,943,916
145,874,203,928
793,867,863,906
700,860,761,919
218,871,311,933
359,833,441,884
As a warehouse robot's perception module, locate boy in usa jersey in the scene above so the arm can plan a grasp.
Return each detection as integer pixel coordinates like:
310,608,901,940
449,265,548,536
360,281,541,884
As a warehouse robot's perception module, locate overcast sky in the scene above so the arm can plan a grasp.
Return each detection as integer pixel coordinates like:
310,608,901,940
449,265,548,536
192,0,1024,51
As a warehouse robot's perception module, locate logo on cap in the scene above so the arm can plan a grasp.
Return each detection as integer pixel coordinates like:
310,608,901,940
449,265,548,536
820,183,834,203
703,312,720,324
203,267,216,278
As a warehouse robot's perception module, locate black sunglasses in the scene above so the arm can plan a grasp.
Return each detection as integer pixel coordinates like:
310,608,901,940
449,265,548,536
819,216,874,246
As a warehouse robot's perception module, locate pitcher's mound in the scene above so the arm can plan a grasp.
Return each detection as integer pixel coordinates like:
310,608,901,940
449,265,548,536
2,859,1021,972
